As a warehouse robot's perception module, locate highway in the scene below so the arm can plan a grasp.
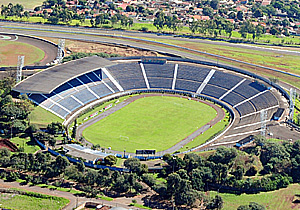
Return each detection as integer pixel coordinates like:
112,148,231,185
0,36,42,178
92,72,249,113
1,22,300,81
1,21,300,56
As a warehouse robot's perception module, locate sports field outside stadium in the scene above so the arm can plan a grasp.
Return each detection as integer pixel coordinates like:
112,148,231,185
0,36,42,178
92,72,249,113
0,40,45,66
82,96,218,152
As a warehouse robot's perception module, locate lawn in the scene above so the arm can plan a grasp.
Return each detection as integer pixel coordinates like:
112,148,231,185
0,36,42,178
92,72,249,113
210,184,300,210
82,96,217,152
179,108,230,152
0,192,69,210
0,40,45,67
10,136,40,153
1,0,44,10
29,106,63,128
130,36,300,76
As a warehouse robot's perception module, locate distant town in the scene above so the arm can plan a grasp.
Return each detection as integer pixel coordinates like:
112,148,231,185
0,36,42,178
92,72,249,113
1,0,300,39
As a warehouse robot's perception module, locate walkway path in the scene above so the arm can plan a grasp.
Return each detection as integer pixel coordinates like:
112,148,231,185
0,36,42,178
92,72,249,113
0,179,140,210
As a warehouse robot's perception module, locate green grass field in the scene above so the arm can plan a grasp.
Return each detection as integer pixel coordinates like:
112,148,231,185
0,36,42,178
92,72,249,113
82,96,217,152
210,184,300,210
29,106,63,128
179,116,228,152
0,40,45,67
0,192,69,210
10,136,40,153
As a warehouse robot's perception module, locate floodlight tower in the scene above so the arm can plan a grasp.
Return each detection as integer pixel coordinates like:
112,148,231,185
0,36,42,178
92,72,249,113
16,55,24,83
289,88,297,122
57,39,65,64
260,109,267,137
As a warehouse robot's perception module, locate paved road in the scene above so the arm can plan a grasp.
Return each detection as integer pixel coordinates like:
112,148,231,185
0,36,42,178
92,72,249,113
76,94,225,156
1,22,300,56
0,179,140,210
2,22,300,82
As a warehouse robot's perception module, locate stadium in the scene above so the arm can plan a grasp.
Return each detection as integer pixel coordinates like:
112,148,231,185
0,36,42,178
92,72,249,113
12,35,298,157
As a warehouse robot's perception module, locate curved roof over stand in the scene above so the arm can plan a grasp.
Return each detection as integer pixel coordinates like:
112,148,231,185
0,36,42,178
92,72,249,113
13,56,113,94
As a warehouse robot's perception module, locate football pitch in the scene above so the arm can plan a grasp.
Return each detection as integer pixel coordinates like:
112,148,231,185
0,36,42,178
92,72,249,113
82,96,218,152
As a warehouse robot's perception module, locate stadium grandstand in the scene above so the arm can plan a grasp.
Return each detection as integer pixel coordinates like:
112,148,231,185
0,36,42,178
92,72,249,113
13,56,286,146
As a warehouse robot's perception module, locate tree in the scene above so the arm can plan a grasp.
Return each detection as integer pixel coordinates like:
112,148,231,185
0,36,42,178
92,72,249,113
183,153,203,172
224,21,234,38
153,12,165,31
237,11,244,21
210,0,219,10
208,147,237,165
104,155,117,166
79,13,85,25
189,19,198,34
112,174,130,193
165,15,181,32
71,119,77,139
24,11,29,19
0,148,11,158
49,155,70,177
207,195,223,210
203,7,214,18
297,113,300,125
48,16,59,24
270,26,280,35
232,165,244,180
111,15,118,26
255,24,264,40
237,202,266,210
124,158,148,175
126,5,134,12
95,14,105,26
47,122,63,135
90,18,95,27
253,8,263,18
191,168,205,191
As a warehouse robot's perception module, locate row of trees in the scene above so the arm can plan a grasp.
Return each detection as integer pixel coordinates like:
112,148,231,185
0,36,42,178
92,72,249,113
154,12,182,32
0,78,33,136
2,134,298,208
189,18,234,38
1,3,29,19
137,137,300,208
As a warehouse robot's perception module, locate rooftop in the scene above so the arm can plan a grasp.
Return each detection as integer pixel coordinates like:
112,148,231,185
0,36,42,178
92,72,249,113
13,56,113,94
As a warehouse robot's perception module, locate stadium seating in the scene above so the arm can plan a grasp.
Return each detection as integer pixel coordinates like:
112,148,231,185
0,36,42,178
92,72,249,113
222,92,246,107
177,65,211,82
148,77,173,89
209,71,242,90
201,84,228,99
233,80,267,99
175,79,200,93
143,63,175,78
250,91,278,110
235,102,256,116
106,63,147,90
28,61,279,120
